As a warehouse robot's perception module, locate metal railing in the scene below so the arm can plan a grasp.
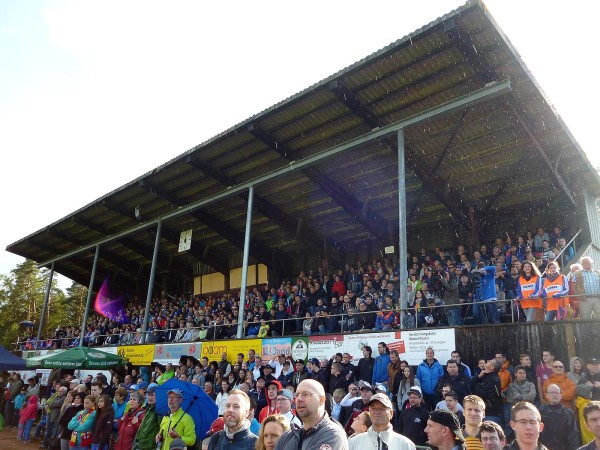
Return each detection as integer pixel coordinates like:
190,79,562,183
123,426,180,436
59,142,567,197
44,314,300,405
13,292,598,351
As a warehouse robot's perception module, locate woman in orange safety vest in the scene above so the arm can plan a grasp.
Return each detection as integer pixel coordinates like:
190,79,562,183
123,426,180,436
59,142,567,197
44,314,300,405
542,261,569,321
517,261,542,322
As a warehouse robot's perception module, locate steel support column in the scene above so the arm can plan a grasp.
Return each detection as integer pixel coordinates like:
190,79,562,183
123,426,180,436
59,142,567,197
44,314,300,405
398,130,408,328
37,262,54,341
237,186,254,339
142,219,162,344
79,245,99,347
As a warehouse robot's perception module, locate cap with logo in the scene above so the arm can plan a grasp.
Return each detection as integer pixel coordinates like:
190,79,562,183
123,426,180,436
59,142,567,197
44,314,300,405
369,393,393,409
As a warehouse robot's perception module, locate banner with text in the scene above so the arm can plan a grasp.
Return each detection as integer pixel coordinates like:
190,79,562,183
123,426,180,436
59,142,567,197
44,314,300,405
153,343,202,364
261,338,291,362
201,339,262,364
291,337,309,362
117,344,155,365
308,335,344,362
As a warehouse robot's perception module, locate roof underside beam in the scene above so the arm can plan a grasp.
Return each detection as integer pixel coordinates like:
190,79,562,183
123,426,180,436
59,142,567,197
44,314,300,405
186,157,328,256
248,122,392,246
329,80,475,231
138,180,281,269
444,16,576,206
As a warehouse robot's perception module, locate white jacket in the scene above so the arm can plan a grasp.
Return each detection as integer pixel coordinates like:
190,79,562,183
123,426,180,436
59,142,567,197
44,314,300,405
348,424,416,450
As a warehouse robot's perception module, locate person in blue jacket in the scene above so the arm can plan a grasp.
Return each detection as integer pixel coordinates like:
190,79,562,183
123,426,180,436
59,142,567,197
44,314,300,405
472,262,500,324
416,347,444,410
372,342,391,387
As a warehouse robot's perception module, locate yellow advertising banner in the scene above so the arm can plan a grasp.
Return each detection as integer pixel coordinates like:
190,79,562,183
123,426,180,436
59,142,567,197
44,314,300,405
201,339,262,363
117,344,155,365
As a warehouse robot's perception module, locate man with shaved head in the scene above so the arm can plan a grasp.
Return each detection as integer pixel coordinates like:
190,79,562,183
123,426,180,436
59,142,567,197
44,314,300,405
275,379,348,450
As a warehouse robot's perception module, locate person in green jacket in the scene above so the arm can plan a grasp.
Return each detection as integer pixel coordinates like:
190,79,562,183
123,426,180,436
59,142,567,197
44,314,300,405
132,384,161,450
155,388,196,450
156,363,175,386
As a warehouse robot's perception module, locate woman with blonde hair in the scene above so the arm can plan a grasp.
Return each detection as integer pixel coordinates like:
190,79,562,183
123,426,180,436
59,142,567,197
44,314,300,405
255,414,290,450
542,260,569,320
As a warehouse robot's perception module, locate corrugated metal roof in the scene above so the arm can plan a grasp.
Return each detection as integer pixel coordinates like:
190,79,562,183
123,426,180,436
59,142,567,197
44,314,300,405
6,0,599,291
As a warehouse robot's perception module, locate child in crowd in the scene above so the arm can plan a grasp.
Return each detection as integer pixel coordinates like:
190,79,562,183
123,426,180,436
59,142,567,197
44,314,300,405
18,394,38,442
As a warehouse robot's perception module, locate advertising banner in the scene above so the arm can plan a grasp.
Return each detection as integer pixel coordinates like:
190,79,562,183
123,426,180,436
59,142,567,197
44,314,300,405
342,331,397,364
401,328,455,366
308,335,344,361
261,338,291,362
153,343,202,364
117,344,155,365
291,337,309,362
201,339,262,364
341,328,455,366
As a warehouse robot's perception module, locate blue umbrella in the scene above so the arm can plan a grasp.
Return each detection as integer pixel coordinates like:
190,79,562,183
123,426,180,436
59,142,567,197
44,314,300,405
154,378,218,439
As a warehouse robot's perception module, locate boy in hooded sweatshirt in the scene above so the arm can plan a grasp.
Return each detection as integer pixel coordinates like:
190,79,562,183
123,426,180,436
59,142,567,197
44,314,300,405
18,394,39,442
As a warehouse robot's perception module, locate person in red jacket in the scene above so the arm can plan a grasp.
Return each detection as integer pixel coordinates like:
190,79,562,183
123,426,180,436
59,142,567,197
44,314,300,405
18,394,38,442
258,380,282,423
116,392,145,450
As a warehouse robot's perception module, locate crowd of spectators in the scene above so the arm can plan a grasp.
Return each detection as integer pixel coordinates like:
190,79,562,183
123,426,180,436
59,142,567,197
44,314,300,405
17,225,586,350
3,343,599,450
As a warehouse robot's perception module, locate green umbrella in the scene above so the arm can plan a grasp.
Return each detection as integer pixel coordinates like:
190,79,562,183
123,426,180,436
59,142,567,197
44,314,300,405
26,347,128,369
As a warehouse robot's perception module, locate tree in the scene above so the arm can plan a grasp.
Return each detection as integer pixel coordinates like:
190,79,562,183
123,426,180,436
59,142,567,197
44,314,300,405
0,259,63,347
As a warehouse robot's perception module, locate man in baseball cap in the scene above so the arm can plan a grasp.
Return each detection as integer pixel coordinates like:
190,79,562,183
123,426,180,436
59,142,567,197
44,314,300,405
425,409,466,450
348,392,415,450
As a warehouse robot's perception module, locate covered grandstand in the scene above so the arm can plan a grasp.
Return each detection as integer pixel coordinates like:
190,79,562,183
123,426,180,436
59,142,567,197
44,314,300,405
6,0,600,344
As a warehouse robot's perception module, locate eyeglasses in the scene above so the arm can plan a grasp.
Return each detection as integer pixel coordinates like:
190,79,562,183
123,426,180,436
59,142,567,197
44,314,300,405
546,391,561,395
552,365,564,369
513,419,540,426
293,391,321,399
481,437,500,443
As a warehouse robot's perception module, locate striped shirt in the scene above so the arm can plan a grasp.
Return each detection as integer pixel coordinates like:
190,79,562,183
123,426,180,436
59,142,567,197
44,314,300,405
465,435,484,450
582,270,600,295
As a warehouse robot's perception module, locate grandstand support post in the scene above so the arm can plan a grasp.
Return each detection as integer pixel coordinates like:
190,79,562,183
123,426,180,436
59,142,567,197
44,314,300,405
80,245,100,347
237,185,255,339
37,262,54,341
141,219,162,344
398,129,408,329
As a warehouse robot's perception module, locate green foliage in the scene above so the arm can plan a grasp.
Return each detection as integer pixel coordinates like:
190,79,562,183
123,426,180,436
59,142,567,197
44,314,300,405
0,260,87,348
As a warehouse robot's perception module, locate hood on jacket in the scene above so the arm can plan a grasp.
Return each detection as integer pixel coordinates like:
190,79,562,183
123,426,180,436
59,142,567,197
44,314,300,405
264,379,283,409
570,356,584,374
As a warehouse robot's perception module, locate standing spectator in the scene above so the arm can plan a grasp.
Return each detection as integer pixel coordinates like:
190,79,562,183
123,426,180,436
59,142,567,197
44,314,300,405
536,350,555,399
349,393,416,450
116,392,145,450
416,347,445,410
91,395,115,450
68,395,97,450
517,261,542,322
424,409,467,450
435,360,471,404
209,390,258,450
479,421,506,450
579,401,600,450
398,386,429,447
397,366,421,411
4,372,24,429
506,366,537,407
132,383,161,450
569,357,586,385
18,394,38,443
255,414,290,450
542,360,576,409
507,402,547,450
451,350,473,378
574,257,600,319
541,261,569,321
43,386,67,450
463,395,486,450
577,357,600,401
372,342,391,387
216,381,231,417
357,346,375,384
471,360,502,425
538,384,579,450
275,379,348,450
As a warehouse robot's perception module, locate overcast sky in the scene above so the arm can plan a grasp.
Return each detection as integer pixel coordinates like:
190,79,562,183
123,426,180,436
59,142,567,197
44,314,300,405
1,0,598,287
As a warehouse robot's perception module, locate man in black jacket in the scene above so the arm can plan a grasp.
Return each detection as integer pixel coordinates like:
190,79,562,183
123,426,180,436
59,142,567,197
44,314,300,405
538,384,579,450
471,360,502,423
435,360,471,403
398,386,429,446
